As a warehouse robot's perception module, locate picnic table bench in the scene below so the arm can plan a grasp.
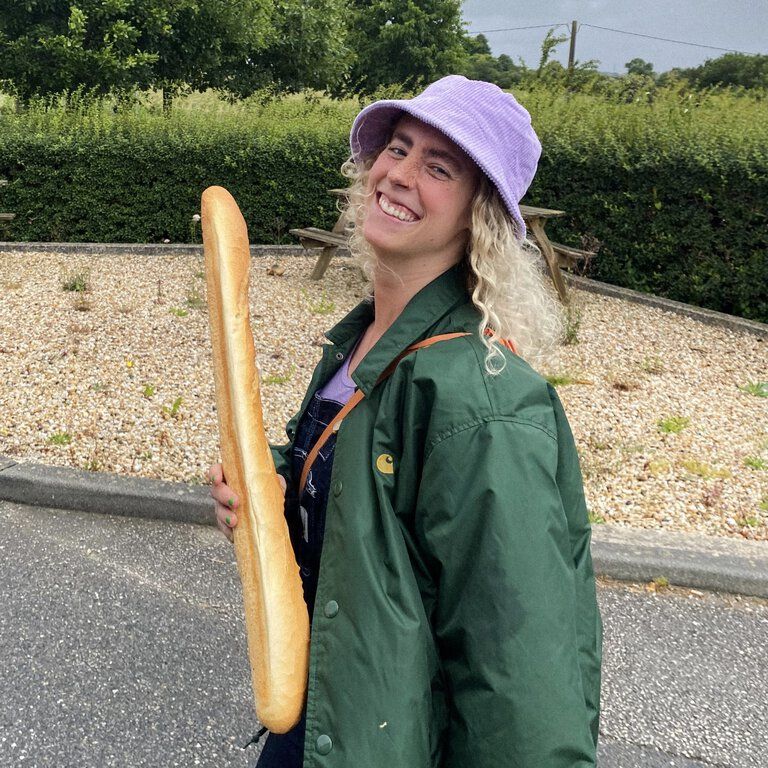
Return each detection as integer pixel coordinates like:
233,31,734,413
0,179,15,233
291,192,595,302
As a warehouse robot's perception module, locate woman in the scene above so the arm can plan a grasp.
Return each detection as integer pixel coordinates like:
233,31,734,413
209,75,602,767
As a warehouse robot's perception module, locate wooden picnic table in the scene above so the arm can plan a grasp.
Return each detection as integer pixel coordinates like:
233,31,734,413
291,192,590,303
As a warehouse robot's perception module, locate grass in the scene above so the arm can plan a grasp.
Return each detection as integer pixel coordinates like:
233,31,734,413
562,304,582,345
545,373,577,387
738,515,760,528
679,458,731,479
185,286,206,310
161,396,183,419
640,355,665,375
744,456,768,470
739,381,768,397
263,365,295,385
302,289,336,315
48,432,72,445
72,297,92,312
760,496,768,512
588,511,605,525
62,270,90,292
657,415,690,434
646,457,672,476
142,384,156,398
169,307,189,317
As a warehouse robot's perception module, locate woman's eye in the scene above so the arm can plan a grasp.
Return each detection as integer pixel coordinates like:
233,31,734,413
431,165,450,178
387,145,406,157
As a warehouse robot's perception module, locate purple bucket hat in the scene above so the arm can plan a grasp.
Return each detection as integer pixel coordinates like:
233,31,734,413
350,75,542,241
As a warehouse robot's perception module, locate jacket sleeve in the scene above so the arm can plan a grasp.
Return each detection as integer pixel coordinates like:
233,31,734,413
414,402,601,767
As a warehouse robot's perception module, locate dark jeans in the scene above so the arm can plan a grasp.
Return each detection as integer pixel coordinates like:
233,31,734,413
256,711,307,767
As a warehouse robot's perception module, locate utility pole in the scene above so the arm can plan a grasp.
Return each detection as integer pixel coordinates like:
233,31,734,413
567,20,577,74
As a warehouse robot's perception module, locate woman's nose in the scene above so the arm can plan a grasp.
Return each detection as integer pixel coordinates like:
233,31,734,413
387,156,417,187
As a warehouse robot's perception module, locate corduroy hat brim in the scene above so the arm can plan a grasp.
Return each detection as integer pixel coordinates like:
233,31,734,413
350,75,542,241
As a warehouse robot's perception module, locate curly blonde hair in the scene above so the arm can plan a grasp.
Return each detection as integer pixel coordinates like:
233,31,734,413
340,158,565,374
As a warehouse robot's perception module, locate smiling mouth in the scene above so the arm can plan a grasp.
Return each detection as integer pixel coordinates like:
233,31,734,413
377,193,420,223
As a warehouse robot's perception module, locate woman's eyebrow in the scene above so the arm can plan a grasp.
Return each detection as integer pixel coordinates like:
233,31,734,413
390,129,463,170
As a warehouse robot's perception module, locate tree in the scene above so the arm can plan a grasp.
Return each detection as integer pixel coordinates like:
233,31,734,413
677,52,768,89
240,0,351,96
342,0,467,95
625,58,655,78
462,33,491,57
0,0,348,103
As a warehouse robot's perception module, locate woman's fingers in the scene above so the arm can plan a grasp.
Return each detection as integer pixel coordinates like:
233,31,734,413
208,461,287,542
216,515,234,543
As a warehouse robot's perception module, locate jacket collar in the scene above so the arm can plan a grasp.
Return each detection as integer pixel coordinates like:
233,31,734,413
324,263,471,396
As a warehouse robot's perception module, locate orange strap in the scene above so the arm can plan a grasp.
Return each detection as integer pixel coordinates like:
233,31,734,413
297,330,517,495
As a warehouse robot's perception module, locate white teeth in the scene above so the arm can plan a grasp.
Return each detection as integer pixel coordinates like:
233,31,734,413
379,194,417,222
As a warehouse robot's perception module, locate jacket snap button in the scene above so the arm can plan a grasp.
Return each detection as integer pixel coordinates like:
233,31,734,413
316,734,333,754
324,600,339,618
335,351,344,361
333,480,343,496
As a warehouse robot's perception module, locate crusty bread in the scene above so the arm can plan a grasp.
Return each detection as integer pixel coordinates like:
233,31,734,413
202,185,309,733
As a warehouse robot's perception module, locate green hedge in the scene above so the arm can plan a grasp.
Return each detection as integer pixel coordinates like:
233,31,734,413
525,89,768,322
0,97,356,243
1,89,766,321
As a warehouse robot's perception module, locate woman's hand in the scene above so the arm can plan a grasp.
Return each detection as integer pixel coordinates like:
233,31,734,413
208,462,287,543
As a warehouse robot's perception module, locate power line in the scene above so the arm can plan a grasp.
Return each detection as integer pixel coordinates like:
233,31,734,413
580,23,761,55
471,21,762,57
472,23,568,34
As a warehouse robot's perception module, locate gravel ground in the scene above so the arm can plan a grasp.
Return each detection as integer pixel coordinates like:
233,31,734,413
1,250,766,540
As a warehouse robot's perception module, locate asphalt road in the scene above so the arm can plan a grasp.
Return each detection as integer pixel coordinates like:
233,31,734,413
1,500,766,768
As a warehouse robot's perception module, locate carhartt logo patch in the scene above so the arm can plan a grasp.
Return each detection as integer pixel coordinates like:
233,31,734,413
376,453,394,474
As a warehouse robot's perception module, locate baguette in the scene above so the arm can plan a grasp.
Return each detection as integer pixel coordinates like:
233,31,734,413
202,185,309,733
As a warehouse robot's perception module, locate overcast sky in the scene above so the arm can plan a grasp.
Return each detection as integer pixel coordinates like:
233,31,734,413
461,0,768,74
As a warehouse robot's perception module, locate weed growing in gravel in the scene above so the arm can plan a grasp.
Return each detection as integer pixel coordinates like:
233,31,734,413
84,456,102,471
657,415,690,434
545,373,577,387
546,371,594,387
702,482,724,508
72,297,92,312
90,382,108,392
646,457,672,476
4,280,21,290
142,384,156,398
744,456,768,470
739,381,768,397
194,270,205,279
610,377,640,392
49,432,72,445
738,514,760,528
302,289,336,315
263,365,295,385
62,270,90,292
640,355,665,375
588,511,605,524
562,304,582,345
651,576,670,591
760,496,768,512
679,459,731,479
186,286,206,310
169,307,189,317
162,397,183,419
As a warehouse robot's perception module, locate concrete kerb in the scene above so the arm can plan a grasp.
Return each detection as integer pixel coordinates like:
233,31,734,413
2,454,767,599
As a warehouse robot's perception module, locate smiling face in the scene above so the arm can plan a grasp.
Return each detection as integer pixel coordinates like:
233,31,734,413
363,115,481,269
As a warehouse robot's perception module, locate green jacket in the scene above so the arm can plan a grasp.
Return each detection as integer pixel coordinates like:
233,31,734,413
270,263,602,768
